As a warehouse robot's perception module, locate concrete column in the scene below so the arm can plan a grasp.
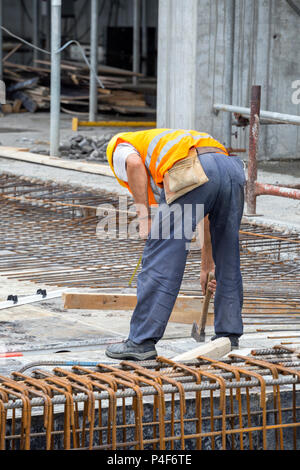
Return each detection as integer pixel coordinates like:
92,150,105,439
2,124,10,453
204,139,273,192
89,0,99,122
157,0,300,159
157,0,198,129
157,0,231,145
50,0,61,157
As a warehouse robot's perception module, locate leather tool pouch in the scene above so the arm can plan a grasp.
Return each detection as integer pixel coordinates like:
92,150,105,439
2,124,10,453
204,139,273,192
163,147,209,204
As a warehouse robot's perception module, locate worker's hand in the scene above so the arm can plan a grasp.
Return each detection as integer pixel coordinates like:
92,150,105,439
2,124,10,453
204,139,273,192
200,270,216,295
139,216,152,239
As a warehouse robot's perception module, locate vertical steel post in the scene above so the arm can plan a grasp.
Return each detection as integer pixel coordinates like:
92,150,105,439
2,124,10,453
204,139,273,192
50,0,61,157
89,0,99,122
246,85,261,215
141,0,147,75
32,0,39,64
133,0,140,85
0,0,3,80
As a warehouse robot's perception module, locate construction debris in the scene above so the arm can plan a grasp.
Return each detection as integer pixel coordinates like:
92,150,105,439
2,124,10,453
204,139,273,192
2,58,156,117
58,133,114,162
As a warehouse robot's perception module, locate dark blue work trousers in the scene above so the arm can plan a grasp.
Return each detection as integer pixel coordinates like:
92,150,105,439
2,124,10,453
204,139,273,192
128,152,246,344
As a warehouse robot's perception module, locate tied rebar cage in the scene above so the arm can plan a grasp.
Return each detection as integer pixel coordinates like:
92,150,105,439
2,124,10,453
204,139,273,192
0,346,300,450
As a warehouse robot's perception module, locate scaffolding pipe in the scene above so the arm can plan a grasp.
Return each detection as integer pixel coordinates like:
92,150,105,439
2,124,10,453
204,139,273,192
224,0,235,148
247,85,261,215
50,0,61,157
213,103,300,126
141,0,147,75
133,0,140,85
89,0,99,122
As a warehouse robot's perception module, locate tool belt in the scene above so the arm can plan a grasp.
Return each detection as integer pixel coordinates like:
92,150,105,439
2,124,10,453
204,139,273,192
163,147,218,204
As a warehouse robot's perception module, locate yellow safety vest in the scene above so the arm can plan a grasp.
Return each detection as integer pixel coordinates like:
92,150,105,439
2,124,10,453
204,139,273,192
106,128,228,205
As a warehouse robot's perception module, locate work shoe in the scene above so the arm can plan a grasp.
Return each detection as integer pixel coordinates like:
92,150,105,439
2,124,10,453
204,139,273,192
211,335,240,351
105,339,157,361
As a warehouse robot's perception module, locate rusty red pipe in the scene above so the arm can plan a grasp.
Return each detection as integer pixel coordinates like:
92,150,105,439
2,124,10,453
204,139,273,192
255,182,300,199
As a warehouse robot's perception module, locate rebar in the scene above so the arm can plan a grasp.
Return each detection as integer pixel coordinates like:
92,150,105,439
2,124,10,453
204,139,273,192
0,348,299,450
0,174,298,304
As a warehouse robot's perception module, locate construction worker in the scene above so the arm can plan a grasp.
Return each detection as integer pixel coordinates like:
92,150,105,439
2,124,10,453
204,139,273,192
105,129,246,360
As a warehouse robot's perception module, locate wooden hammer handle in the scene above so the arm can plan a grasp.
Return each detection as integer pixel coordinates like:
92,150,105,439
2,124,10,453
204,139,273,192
199,272,215,331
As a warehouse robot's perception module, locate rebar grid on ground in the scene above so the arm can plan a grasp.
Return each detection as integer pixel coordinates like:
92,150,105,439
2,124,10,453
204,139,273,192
0,346,299,450
0,174,299,307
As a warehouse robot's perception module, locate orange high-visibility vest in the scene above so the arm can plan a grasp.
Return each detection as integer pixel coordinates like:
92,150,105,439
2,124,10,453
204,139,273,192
106,128,228,205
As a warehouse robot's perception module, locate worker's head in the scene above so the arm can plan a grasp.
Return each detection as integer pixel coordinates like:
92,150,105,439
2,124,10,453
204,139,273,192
106,132,128,187
106,132,124,168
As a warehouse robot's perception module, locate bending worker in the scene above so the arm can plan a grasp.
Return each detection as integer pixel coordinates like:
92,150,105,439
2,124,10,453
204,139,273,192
105,128,246,360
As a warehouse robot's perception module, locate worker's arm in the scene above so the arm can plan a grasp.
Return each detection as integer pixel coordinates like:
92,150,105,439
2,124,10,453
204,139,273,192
200,216,217,294
126,153,151,239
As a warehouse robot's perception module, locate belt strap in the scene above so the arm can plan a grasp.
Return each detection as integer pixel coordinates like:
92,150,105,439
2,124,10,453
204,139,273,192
196,146,227,156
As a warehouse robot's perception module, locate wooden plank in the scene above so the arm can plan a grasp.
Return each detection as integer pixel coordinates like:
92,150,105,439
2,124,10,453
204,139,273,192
112,105,156,115
36,59,145,77
12,99,22,113
62,292,214,325
0,146,114,177
2,43,22,62
1,103,13,113
172,337,231,361
11,91,38,113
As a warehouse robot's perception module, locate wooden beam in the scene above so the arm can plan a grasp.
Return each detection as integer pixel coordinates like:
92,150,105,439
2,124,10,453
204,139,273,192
62,292,214,326
172,337,231,361
0,146,114,177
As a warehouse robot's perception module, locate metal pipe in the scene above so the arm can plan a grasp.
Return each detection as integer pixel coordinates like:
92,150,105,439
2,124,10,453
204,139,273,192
50,0,61,157
224,0,235,147
132,0,140,85
246,85,261,215
141,0,147,75
214,102,300,126
89,0,99,122
32,0,39,64
255,182,300,200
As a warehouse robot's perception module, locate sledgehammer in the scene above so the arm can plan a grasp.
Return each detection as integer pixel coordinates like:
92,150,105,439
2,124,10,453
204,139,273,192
191,272,215,342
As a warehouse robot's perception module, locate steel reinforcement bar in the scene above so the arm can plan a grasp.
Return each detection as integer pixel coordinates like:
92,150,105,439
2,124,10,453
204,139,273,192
0,346,300,450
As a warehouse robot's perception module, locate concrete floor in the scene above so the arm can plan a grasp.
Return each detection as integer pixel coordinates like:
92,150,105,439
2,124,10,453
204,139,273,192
0,111,299,377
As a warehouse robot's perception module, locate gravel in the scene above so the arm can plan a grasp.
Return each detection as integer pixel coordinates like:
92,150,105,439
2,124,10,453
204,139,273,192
33,133,115,163
58,134,115,162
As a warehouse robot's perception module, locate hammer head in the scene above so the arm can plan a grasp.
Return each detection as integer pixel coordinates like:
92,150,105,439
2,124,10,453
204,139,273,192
191,321,205,342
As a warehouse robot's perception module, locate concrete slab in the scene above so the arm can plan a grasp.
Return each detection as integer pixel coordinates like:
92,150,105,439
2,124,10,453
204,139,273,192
0,286,298,377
